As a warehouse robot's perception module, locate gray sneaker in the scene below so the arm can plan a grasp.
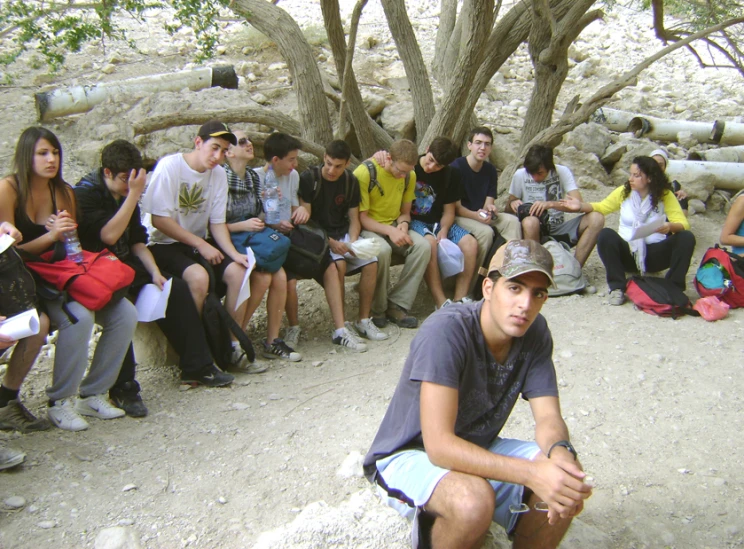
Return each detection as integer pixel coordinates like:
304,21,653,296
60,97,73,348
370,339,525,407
284,325,302,350
0,399,51,433
609,289,625,306
352,319,389,341
0,443,25,471
332,328,368,352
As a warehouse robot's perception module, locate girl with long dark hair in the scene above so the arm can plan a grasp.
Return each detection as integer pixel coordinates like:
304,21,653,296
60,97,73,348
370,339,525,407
561,156,696,305
0,127,137,431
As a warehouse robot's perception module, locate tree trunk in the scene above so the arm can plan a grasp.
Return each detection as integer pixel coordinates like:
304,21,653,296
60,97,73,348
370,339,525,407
380,0,436,140
420,0,495,147
451,0,575,145
232,0,333,146
320,0,390,156
519,0,600,148
433,0,459,76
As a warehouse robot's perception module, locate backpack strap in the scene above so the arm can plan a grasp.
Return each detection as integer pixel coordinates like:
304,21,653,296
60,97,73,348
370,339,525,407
311,166,322,204
364,160,384,197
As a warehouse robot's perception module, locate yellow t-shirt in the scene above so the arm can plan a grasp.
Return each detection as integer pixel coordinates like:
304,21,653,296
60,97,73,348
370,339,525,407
354,160,416,225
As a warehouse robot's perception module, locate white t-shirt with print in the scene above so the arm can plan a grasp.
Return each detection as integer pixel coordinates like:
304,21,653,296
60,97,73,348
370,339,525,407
142,153,228,245
508,164,577,230
256,167,300,208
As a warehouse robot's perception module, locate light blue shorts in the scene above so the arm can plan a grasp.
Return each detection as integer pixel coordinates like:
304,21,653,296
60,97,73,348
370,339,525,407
375,438,540,537
409,220,470,245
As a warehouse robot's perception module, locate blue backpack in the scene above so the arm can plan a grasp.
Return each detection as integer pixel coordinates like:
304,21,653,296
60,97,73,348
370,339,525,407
231,227,291,273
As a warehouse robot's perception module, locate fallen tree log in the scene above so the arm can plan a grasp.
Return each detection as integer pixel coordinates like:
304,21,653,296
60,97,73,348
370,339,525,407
132,107,302,138
36,66,238,121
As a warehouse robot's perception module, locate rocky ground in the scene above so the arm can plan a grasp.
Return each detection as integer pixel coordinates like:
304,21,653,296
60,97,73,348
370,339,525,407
1,1,743,548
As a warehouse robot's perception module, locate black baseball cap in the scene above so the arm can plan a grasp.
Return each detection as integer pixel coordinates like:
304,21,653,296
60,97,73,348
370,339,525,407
198,120,237,146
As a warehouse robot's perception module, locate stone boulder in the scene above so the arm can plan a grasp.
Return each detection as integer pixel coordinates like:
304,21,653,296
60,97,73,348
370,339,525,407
562,123,612,159
94,527,142,549
379,100,415,141
555,146,611,188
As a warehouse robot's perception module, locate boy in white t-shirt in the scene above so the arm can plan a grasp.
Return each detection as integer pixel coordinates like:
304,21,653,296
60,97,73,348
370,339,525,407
142,121,261,378
507,145,604,267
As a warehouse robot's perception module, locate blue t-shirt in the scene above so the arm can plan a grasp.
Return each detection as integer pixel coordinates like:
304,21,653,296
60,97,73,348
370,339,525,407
451,156,498,212
364,301,558,478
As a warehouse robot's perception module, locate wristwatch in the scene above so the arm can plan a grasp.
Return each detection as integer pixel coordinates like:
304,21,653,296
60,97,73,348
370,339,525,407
547,440,577,460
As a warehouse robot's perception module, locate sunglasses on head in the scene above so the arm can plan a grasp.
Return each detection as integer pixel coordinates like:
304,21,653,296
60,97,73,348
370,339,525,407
238,138,251,146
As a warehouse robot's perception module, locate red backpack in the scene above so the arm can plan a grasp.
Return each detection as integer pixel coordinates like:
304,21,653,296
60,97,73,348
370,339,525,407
694,245,744,309
625,276,699,318
24,249,134,311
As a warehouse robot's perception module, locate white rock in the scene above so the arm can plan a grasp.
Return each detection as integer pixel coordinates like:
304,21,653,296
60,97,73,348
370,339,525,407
38,521,56,529
94,526,142,549
336,451,364,478
231,402,250,410
101,64,116,75
216,45,227,55
268,62,287,71
218,496,227,504
4,496,26,509
121,484,137,492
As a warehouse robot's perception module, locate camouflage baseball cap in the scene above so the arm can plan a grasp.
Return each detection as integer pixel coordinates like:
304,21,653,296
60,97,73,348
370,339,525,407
487,239,555,286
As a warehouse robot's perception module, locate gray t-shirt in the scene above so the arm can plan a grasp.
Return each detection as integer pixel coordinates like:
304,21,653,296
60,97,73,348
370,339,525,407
364,302,558,478
508,165,577,231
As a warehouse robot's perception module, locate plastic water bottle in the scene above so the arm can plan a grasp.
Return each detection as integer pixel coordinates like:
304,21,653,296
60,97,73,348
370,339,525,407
264,167,281,225
64,229,84,263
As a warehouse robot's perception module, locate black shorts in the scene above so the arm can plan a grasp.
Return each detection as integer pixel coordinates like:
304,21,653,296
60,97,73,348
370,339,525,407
150,242,233,295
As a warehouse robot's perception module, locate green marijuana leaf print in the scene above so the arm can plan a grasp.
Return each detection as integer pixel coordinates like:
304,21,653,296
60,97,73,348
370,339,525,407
178,182,206,214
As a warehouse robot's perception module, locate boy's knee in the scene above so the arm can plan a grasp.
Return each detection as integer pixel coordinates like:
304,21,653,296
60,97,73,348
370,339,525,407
183,264,210,294
448,478,495,528
460,235,478,255
521,216,540,233
586,211,605,229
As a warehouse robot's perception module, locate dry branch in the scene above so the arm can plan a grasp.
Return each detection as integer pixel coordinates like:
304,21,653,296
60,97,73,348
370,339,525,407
131,107,302,137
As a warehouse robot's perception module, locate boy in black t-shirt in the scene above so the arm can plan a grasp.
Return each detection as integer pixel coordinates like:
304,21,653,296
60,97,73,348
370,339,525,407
298,141,388,342
403,137,479,309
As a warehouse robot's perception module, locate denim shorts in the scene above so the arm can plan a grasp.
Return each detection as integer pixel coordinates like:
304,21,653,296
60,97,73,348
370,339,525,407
409,220,470,244
374,437,540,537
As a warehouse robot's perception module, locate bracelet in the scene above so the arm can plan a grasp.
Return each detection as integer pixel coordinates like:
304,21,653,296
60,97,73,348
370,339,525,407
547,440,577,460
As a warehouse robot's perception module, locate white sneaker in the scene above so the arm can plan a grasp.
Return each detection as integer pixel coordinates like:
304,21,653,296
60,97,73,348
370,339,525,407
284,325,301,349
353,319,389,341
332,329,368,352
75,394,125,420
437,299,454,310
48,398,89,431
231,344,249,369
458,297,474,304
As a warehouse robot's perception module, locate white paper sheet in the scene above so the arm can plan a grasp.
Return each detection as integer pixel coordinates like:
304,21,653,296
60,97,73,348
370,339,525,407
235,247,257,311
0,234,15,254
134,278,173,322
0,309,40,340
629,217,665,240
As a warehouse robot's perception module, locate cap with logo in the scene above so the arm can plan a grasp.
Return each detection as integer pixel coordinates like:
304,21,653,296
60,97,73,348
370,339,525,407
487,239,555,286
198,120,237,146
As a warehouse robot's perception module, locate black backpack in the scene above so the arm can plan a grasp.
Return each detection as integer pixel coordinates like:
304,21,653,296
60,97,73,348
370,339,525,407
284,223,331,280
0,246,38,317
195,256,255,370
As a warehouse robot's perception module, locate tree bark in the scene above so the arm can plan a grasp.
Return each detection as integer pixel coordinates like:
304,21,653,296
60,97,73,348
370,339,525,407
131,107,302,137
433,0,459,76
420,0,495,148
380,0,436,140
451,0,575,144
320,0,391,156
519,0,600,148
231,0,333,146
501,15,744,184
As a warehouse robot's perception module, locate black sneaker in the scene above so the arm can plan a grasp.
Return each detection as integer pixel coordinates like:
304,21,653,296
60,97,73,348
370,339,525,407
109,381,148,418
261,338,302,362
181,364,234,387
